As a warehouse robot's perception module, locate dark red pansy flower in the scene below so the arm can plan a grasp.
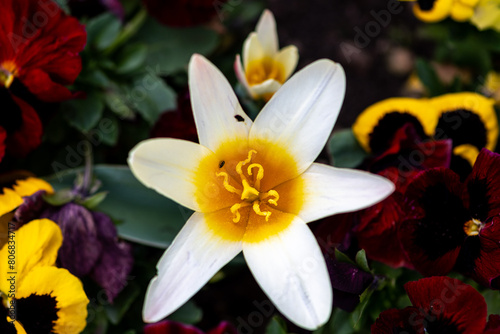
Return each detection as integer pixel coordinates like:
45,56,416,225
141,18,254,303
0,0,86,161
144,320,237,334
142,0,226,27
151,90,198,143
399,149,500,288
485,315,500,333
353,124,451,268
372,276,488,334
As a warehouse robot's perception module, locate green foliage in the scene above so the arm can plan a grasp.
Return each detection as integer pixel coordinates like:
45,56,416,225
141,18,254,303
265,316,288,334
328,129,367,168
63,91,105,133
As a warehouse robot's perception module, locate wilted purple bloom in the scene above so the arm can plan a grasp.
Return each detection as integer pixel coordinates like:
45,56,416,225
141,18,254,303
15,192,133,302
324,256,374,312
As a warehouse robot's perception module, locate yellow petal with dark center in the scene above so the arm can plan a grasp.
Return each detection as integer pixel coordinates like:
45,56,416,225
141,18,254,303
413,0,454,22
16,266,88,334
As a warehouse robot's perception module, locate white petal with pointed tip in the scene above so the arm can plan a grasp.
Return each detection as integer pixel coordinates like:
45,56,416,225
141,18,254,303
249,79,282,98
189,55,252,151
143,212,242,323
275,45,299,80
128,138,212,212
256,9,278,55
243,33,266,69
243,217,332,330
297,163,395,222
250,59,346,175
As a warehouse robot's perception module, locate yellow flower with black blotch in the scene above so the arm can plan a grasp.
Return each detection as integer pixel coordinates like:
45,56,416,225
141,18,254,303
352,97,437,153
412,0,480,22
0,219,88,333
430,92,498,165
0,177,53,217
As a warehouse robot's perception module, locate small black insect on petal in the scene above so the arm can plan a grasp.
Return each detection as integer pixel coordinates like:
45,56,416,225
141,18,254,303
234,115,244,122
219,160,225,168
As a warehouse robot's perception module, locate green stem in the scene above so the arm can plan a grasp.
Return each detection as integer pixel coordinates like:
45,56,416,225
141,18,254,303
103,7,148,56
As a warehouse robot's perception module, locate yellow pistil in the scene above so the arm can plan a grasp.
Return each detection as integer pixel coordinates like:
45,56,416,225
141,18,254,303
464,218,482,236
0,61,17,88
217,149,281,223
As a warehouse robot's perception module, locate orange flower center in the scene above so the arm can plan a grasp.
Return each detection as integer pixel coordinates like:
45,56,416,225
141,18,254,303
0,61,17,88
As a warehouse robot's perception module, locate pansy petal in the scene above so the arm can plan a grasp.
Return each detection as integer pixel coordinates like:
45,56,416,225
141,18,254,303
250,59,346,175
242,33,266,69
189,55,252,152
275,163,394,223
275,45,299,80
255,10,278,55
128,138,214,212
143,212,242,323
243,217,332,330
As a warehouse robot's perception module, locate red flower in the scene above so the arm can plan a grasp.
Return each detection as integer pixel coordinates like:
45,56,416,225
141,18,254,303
144,320,237,334
142,0,226,27
0,0,86,160
372,277,488,334
399,149,500,288
353,124,451,268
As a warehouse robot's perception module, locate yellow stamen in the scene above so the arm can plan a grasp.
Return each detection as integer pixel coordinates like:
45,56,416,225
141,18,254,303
248,163,264,189
230,202,251,223
216,172,241,195
253,201,272,221
261,190,279,206
464,218,482,236
236,150,257,176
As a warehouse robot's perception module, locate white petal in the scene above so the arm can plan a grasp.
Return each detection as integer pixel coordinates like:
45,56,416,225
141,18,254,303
250,59,346,174
143,212,242,322
255,9,279,55
234,54,251,94
189,54,252,152
275,45,299,80
249,79,282,98
128,138,212,212
243,217,332,330
243,33,266,69
297,163,395,222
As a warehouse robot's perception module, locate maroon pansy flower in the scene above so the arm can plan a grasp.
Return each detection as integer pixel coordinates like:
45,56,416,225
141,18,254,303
353,124,452,268
142,0,226,27
399,149,500,288
0,0,86,161
485,315,500,334
144,320,237,334
372,276,488,334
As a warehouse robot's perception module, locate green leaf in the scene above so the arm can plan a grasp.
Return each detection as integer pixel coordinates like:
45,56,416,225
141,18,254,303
415,58,446,97
86,13,122,50
98,115,120,146
355,249,371,273
265,316,288,334
104,89,136,120
483,290,500,315
134,17,219,75
63,91,104,133
80,191,108,210
104,281,141,325
167,301,203,324
45,165,191,248
335,249,356,266
115,43,148,74
43,189,76,206
328,129,367,168
127,74,176,125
